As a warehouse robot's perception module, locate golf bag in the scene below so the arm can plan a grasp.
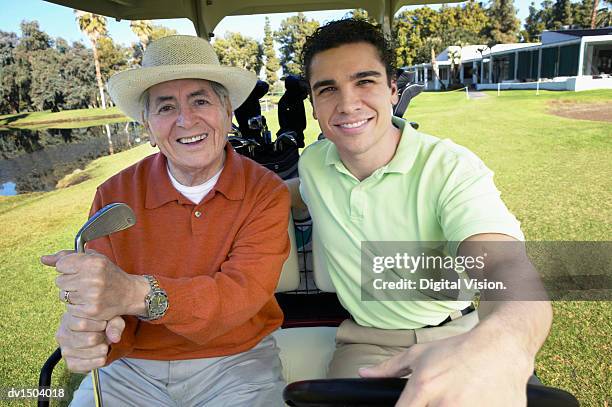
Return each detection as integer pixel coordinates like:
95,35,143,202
393,68,425,122
229,117,299,180
231,78,303,180
276,75,308,148
234,80,270,142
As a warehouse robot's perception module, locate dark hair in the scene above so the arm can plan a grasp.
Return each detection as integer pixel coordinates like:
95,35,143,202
301,18,396,86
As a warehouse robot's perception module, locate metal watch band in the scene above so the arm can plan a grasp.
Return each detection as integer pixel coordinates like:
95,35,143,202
140,274,169,321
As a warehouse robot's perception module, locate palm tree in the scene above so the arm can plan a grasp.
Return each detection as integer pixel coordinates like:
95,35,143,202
75,10,113,154
595,5,611,27
591,0,600,28
448,47,462,86
130,20,153,52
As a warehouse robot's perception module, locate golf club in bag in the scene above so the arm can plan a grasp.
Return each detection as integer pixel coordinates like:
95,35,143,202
229,76,306,180
38,203,136,407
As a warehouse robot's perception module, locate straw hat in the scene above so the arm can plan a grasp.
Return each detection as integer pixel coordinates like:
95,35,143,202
108,35,257,123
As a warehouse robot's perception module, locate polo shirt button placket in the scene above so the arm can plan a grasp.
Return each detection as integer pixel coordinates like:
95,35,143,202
194,210,202,218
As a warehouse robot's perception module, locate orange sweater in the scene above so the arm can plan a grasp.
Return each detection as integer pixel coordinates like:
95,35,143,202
87,144,290,363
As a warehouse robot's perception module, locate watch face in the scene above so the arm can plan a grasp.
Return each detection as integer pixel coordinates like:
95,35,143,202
150,293,169,315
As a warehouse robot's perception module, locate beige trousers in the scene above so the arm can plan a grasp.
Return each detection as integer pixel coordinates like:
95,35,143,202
327,312,541,385
327,311,479,378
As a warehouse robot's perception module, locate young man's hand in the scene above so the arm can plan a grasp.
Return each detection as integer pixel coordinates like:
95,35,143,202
359,328,532,407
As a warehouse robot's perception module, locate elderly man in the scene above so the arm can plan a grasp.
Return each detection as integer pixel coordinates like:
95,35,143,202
41,35,290,406
288,19,552,406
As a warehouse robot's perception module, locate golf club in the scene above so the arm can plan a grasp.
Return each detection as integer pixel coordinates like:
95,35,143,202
66,203,136,407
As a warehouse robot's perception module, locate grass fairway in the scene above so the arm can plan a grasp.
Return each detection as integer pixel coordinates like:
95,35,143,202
0,90,610,406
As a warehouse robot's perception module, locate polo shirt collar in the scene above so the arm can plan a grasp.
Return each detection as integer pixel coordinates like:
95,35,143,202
323,116,419,177
386,116,419,174
214,144,245,201
145,143,245,209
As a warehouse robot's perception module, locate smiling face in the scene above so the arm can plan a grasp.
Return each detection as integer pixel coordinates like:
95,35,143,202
145,79,232,186
309,42,400,171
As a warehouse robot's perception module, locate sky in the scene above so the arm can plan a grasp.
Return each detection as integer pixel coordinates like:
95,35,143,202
0,0,535,47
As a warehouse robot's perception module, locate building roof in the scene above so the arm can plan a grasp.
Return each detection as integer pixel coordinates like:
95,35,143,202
489,43,540,55
550,27,612,37
435,43,540,62
437,45,487,63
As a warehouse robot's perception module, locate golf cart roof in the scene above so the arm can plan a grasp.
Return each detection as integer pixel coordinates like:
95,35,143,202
43,0,457,38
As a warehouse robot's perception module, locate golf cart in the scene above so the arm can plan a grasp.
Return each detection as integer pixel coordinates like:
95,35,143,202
38,1,580,406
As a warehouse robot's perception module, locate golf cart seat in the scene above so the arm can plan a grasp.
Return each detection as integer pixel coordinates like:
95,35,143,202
273,222,346,384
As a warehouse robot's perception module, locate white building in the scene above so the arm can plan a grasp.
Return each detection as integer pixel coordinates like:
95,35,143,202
404,27,612,92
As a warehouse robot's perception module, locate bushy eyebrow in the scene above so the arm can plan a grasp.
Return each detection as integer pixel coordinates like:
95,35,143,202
187,89,211,99
351,70,382,80
153,89,212,107
311,79,335,92
312,70,383,92
153,95,175,107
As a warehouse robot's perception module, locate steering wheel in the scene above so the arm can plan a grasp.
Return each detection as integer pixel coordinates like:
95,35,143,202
283,378,579,407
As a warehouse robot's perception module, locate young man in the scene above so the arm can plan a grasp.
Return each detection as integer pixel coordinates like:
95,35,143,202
289,19,552,406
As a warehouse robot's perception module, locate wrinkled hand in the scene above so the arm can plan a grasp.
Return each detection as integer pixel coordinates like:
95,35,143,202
359,330,532,407
55,312,125,373
42,250,142,320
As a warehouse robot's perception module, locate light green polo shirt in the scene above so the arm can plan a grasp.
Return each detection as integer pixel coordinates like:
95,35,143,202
299,117,524,329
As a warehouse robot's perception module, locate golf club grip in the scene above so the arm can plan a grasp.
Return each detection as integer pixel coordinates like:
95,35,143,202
75,216,101,407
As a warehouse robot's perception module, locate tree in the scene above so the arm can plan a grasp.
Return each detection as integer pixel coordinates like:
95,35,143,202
150,24,179,41
129,20,152,67
440,2,489,46
31,47,76,112
212,32,263,73
394,7,439,67
1,26,100,115
263,17,280,84
274,13,319,76
447,47,462,85
97,37,130,105
523,2,546,41
596,1,612,26
13,21,55,112
130,20,153,51
60,41,97,110
17,20,52,52
551,0,573,27
523,0,555,40
97,37,130,82
75,10,113,154
349,8,378,24
131,24,178,66
0,30,20,114
393,2,488,67
485,0,521,45
74,11,108,109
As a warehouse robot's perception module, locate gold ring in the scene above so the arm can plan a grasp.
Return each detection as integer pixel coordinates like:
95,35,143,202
62,290,73,305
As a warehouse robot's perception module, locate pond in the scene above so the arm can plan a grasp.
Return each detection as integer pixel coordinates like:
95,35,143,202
0,122,143,195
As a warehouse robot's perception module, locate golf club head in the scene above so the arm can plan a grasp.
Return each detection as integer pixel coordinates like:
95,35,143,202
75,203,136,253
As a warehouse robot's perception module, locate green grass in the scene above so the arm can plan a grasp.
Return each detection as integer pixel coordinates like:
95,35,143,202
0,107,129,130
0,144,157,406
1,90,611,406
405,90,612,406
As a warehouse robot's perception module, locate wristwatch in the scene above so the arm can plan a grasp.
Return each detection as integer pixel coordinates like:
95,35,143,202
140,275,169,321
